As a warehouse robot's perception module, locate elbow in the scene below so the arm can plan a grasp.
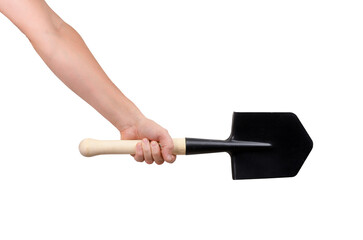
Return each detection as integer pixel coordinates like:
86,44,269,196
25,17,67,44
52,17,66,33
25,19,68,63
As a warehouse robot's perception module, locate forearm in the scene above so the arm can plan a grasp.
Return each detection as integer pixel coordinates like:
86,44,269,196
28,21,143,131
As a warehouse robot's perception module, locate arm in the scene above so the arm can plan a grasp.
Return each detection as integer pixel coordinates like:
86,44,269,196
0,0,176,164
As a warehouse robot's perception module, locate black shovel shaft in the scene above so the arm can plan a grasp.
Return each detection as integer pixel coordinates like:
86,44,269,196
185,138,272,155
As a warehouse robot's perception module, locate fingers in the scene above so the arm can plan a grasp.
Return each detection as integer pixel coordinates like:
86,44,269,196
134,142,144,162
159,132,176,163
134,138,175,164
142,139,153,164
151,141,164,165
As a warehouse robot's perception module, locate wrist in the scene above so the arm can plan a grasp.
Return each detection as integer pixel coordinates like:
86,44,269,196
114,102,145,132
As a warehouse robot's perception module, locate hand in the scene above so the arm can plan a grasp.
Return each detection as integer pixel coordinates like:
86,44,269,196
119,117,176,165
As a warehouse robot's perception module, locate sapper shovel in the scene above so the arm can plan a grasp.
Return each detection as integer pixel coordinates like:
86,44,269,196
79,112,313,180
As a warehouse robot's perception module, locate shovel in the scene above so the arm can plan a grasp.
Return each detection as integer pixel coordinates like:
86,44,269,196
79,112,313,180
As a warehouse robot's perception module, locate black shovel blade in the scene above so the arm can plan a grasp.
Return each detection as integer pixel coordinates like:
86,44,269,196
230,112,313,180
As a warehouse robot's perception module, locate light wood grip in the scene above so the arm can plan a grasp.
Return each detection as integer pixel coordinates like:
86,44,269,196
79,138,186,157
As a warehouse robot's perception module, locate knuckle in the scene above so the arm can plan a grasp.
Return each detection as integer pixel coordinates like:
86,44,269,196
151,142,161,155
151,141,159,149
143,147,151,155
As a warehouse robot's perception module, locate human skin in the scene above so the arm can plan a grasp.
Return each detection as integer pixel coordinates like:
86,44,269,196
0,0,176,164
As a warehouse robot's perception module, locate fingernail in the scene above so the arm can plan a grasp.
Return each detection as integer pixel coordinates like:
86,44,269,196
143,139,148,144
168,155,173,161
151,141,158,147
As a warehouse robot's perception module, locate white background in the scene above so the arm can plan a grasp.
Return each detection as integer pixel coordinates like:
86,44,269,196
0,0,362,239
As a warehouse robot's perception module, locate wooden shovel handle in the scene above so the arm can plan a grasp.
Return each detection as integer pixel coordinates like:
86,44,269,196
79,138,186,157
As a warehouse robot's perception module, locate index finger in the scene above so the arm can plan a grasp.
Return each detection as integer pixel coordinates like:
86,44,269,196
158,131,176,163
